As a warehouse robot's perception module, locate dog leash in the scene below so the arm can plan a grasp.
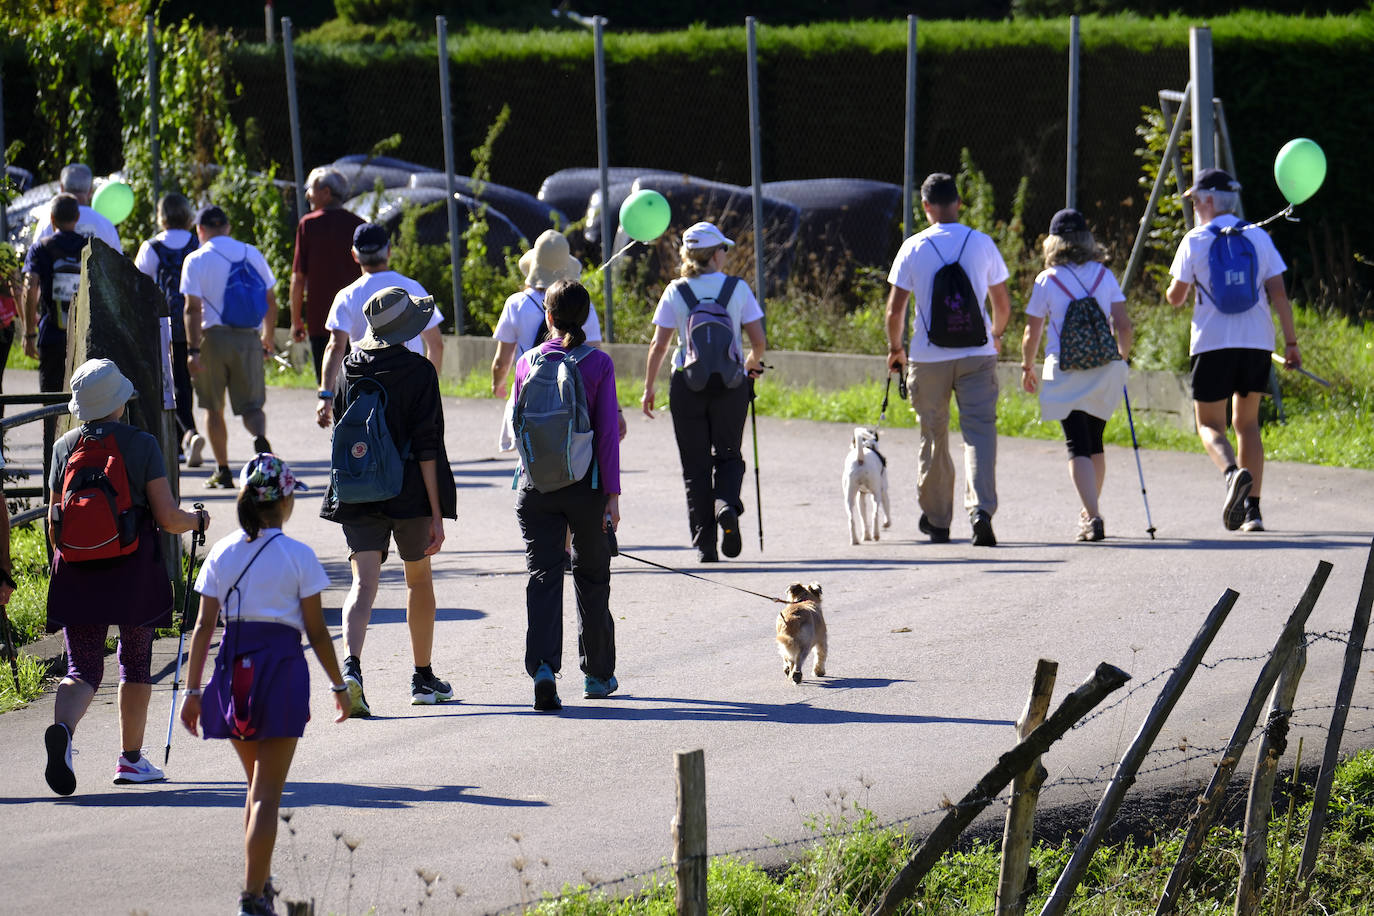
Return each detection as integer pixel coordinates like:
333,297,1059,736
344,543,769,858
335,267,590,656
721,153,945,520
616,551,787,604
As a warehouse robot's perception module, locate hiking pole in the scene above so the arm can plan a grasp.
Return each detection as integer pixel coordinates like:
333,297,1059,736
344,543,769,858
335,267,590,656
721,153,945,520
165,504,206,766
1121,389,1157,540
749,371,768,552
1270,352,1330,387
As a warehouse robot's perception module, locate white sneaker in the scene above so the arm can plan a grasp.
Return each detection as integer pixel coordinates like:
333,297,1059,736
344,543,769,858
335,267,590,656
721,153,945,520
185,433,207,468
113,752,166,785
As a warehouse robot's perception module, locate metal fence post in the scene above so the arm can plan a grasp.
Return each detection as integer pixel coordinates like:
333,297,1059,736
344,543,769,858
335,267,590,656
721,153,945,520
435,17,465,335
746,17,765,313
1189,26,1214,176
902,15,917,240
281,17,307,222
0,57,7,240
593,16,613,342
1065,15,1080,209
146,16,160,200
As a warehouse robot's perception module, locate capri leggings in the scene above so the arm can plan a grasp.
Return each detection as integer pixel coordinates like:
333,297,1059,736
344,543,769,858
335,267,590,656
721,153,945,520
1060,410,1107,460
63,625,155,689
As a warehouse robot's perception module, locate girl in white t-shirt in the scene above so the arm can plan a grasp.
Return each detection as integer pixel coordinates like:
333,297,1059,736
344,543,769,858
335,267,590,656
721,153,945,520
1020,209,1133,542
180,453,348,916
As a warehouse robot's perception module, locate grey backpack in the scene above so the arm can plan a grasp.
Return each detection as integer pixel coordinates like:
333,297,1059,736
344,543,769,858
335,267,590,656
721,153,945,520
512,344,597,493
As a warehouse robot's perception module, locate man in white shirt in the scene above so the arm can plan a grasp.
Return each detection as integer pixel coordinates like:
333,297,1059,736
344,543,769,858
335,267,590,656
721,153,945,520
314,224,444,427
180,205,279,488
884,173,1011,547
30,163,123,254
1165,168,1301,533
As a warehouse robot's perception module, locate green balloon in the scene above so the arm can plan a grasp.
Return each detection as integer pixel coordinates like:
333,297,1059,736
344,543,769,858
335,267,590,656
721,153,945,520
619,189,671,243
1273,138,1326,206
92,180,135,225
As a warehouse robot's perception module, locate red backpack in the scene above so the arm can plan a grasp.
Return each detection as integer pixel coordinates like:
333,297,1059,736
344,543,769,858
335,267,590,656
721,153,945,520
55,430,141,562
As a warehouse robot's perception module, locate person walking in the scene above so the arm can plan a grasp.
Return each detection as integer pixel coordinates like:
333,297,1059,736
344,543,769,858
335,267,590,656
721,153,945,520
1019,209,1133,541
884,172,1011,547
319,287,457,715
1165,168,1301,533
134,192,205,466
42,359,209,796
180,205,278,488
29,163,123,253
289,167,364,383
641,221,766,563
511,279,621,711
179,452,348,916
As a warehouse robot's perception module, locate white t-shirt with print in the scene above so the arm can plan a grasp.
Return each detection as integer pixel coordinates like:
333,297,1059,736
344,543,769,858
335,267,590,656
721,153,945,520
325,270,443,356
492,287,602,361
1168,213,1287,356
179,235,276,330
194,528,330,633
888,222,1009,363
1025,262,1125,359
133,228,195,280
651,272,764,371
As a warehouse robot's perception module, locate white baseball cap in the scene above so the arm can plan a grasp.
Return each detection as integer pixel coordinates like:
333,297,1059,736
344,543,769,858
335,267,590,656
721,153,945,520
682,221,735,251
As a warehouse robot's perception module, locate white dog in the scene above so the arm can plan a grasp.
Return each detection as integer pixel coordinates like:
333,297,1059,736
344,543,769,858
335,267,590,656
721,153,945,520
842,427,890,545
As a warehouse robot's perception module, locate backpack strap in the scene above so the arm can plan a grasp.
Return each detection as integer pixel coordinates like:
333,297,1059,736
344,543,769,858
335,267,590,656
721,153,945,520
676,279,699,310
716,275,741,309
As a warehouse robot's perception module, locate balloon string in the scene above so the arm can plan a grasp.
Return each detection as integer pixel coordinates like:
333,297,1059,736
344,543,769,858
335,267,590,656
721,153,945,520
1252,204,1298,228
595,241,639,273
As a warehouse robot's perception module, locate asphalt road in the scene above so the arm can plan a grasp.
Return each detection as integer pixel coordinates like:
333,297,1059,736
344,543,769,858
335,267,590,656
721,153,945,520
1,371,1372,915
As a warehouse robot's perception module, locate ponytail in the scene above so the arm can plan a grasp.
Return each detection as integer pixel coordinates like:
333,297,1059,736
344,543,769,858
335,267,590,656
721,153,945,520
544,279,590,349
237,490,265,541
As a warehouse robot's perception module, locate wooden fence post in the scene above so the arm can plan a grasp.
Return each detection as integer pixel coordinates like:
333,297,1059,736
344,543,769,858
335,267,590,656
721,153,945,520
996,659,1059,916
673,749,707,916
1155,561,1332,916
1040,589,1239,916
1299,538,1374,879
868,662,1130,916
1235,644,1307,916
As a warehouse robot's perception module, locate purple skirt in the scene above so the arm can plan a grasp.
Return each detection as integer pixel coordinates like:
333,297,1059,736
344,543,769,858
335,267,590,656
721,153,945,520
201,621,310,740
46,521,174,632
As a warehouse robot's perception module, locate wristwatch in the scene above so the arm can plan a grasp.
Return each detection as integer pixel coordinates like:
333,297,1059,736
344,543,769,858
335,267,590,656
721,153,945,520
317,390,334,400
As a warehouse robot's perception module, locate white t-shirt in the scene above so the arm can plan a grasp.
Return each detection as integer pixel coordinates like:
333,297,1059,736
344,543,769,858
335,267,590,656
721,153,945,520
1168,213,1287,356
651,272,764,371
133,229,195,280
325,270,444,356
180,235,276,330
32,203,124,254
492,287,603,360
1025,262,1125,359
194,528,330,633
887,222,1009,363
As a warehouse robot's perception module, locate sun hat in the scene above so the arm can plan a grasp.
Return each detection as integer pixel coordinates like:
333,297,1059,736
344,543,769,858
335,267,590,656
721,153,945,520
68,358,136,421
195,205,228,228
682,221,735,251
352,222,390,254
1048,208,1088,236
239,452,308,503
357,286,436,350
920,173,959,205
1183,167,1241,198
518,230,582,290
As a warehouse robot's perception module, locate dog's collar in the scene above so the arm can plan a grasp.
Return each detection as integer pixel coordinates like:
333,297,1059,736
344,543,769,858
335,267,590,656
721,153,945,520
868,444,886,468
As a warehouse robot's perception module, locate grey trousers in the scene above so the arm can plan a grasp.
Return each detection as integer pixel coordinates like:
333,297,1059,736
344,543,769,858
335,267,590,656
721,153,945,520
907,355,999,529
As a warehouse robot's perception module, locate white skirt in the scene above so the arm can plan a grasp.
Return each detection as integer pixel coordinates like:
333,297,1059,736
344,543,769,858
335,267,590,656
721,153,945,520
1038,355,1128,423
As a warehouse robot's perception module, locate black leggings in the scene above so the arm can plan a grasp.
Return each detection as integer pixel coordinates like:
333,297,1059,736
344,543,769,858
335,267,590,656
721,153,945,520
1061,410,1106,459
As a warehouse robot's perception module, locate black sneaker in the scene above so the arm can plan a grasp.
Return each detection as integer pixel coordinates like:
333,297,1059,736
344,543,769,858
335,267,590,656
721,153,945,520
918,514,950,544
44,722,76,796
237,891,275,916
533,662,562,712
205,468,234,489
411,671,454,705
343,657,371,717
717,505,742,558
971,510,997,547
1240,505,1265,532
252,436,272,456
1223,468,1253,531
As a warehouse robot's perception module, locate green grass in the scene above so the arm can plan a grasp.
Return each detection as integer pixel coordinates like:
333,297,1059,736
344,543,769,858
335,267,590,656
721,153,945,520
0,523,57,711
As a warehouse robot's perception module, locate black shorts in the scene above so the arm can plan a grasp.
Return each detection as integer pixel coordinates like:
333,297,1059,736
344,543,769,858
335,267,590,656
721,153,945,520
1060,410,1106,459
1189,348,1272,403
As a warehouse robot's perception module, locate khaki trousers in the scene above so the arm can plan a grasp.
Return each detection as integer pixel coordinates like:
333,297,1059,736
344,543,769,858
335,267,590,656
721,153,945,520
907,355,999,529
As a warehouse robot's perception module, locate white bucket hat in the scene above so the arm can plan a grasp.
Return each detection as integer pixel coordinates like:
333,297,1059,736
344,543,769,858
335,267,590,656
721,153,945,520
518,230,582,290
357,286,436,350
682,221,735,250
68,358,136,421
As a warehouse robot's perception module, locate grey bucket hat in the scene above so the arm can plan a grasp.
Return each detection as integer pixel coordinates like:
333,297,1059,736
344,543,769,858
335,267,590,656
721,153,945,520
357,286,435,350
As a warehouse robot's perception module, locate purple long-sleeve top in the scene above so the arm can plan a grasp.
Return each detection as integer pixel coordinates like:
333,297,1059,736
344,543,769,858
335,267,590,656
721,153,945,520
512,341,621,494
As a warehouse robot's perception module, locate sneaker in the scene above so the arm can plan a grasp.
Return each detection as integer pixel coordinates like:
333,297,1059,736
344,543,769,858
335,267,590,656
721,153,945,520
237,891,276,916
252,436,272,456
717,505,742,558
343,657,371,717
1240,507,1265,532
584,674,619,699
114,752,166,785
185,433,207,468
411,671,454,705
971,510,997,547
533,662,561,712
918,514,950,544
698,551,719,564
1222,467,1253,531
44,722,76,796
205,467,234,489
1077,516,1105,542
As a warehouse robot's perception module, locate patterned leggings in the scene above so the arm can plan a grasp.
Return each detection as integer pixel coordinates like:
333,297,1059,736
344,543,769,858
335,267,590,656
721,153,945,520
63,625,155,689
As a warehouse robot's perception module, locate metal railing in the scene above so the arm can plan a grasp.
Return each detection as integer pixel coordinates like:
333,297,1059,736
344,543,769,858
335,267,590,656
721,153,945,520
1,392,70,528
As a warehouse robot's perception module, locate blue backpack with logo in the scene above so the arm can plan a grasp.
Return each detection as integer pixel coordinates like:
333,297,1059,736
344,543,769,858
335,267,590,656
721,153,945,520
1199,224,1260,315
331,378,409,504
512,344,597,493
151,238,197,342
211,246,270,328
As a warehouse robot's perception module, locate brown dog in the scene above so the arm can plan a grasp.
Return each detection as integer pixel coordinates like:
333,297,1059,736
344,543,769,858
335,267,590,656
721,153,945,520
776,582,827,684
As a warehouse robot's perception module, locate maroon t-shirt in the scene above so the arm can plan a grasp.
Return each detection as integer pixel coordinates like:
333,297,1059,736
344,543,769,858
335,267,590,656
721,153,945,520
293,207,365,333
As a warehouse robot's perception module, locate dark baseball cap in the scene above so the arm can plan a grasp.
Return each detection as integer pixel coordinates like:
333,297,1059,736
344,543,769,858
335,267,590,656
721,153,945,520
195,205,228,228
352,223,390,254
1048,208,1087,236
1183,167,1241,198
920,173,959,205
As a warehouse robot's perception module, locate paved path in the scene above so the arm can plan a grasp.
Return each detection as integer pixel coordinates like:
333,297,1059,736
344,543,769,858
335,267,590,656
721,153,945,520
1,369,1372,914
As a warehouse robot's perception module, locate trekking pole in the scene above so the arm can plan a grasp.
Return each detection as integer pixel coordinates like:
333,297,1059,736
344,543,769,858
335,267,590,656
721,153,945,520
749,370,769,552
165,504,206,766
1122,389,1157,540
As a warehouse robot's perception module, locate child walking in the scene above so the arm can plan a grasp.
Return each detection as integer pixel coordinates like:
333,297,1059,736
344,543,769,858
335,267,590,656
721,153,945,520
179,453,348,916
